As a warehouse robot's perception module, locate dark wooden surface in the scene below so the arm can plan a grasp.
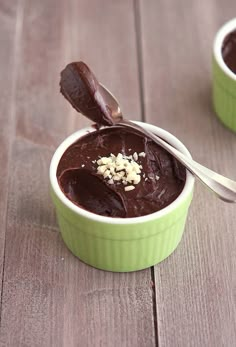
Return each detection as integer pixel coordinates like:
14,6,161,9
0,1,235,346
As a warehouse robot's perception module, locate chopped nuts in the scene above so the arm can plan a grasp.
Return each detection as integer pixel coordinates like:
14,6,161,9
97,165,107,174
133,152,138,161
101,157,112,165
96,152,148,191
116,165,125,172
104,170,111,178
125,166,133,174
133,175,141,184
126,172,137,183
139,152,146,157
113,175,121,181
133,165,141,174
125,185,135,191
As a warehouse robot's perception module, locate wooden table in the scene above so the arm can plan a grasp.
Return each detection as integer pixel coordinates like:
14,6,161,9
0,1,235,346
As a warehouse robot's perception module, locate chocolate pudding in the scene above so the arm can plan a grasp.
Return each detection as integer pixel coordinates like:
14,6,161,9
57,127,186,218
222,29,236,74
58,61,186,218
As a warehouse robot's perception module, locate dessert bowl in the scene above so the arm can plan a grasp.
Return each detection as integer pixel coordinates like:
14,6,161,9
213,18,236,132
50,121,195,272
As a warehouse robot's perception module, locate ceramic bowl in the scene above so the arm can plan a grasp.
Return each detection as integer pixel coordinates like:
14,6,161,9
50,122,195,272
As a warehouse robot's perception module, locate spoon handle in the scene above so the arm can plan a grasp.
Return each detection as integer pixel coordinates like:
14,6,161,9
119,120,236,203
155,137,236,203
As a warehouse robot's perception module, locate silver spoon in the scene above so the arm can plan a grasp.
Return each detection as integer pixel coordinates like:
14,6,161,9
99,84,236,203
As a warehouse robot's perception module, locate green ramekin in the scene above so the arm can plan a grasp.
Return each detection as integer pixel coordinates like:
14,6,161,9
213,18,236,132
50,122,195,272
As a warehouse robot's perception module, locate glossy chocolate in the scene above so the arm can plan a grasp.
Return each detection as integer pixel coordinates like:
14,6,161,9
57,127,186,218
222,29,236,74
60,62,114,126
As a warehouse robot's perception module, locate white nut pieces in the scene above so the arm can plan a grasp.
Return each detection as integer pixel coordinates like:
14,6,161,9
97,152,146,191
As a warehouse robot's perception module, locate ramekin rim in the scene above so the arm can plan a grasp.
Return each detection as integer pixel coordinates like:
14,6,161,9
49,121,195,225
213,17,236,81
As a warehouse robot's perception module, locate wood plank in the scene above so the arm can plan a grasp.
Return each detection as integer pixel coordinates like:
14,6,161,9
0,0,19,306
0,1,155,346
139,0,236,346
15,0,142,147
0,139,155,347
64,0,142,125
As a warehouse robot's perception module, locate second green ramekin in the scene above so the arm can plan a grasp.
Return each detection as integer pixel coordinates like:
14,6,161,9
50,122,195,272
213,18,236,133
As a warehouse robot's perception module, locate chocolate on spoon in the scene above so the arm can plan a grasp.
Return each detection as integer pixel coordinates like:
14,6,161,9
60,62,114,126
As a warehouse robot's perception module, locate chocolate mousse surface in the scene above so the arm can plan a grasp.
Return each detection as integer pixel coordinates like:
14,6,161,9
222,29,236,74
57,127,186,218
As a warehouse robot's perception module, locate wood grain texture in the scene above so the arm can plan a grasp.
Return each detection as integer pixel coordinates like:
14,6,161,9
1,0,236,346
0,0,19,305
0,0,155,346
138,0,236,346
